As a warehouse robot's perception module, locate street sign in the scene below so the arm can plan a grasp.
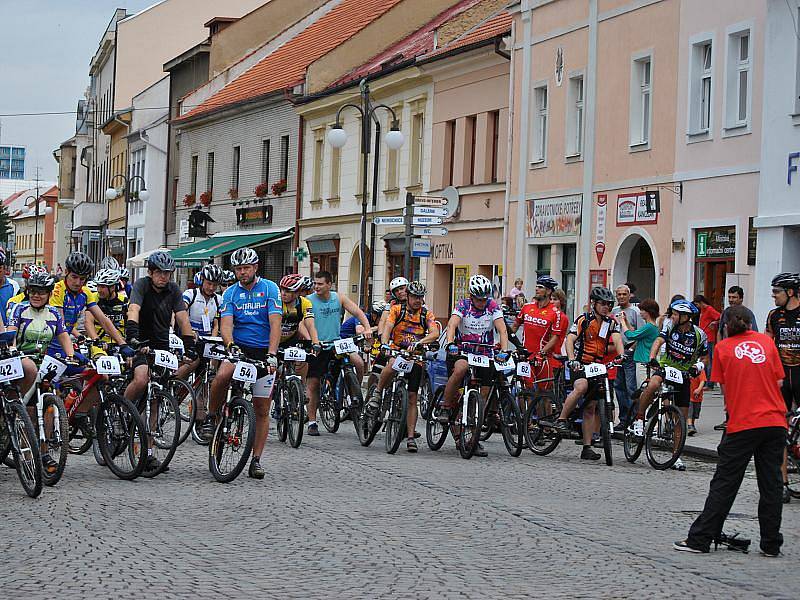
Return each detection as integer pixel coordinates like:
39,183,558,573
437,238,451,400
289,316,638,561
403,206,448,217
412,216,443,226
413,195,447,206
411,238,431,258
373,216,405,225
413,227,448,237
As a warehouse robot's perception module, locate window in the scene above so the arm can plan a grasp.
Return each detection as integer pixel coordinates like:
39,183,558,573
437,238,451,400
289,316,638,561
261,139,270,184
536,245,551,277
280,135,289,183
410,112,424,186
489,111,500,183
467,115,477,185
630,57,652,147
190,155,198,197
567,76,585,156
330,143,341,199
689,40,713,135
231,146,240,191
206,152,214,195
129,148,146,214
561,244,576,320
725,30,751,129
444,120,456,187
532,85,548,162
312,133,324,202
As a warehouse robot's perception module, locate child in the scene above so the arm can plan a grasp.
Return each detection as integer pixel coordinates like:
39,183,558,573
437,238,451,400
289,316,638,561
687,369,706,436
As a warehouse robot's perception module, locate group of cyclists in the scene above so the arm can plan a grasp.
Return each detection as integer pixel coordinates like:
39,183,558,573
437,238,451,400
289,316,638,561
2,242,799,495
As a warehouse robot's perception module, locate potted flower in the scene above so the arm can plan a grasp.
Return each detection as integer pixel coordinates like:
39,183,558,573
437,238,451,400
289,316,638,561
255,182,269,198
183,193,196,207
199,191,212,207
228,187,239,200
271,178,287,196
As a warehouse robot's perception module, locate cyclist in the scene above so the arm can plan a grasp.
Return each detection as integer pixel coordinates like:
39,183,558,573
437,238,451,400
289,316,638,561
220,269,236,293
440,274,510,458
124,251,197,472
6,265,48,320
278,273,320,371
342,300,383,338
305,270,372,436
182,264,222,337
84,268,127,349
367,281,439,452
208,248,282,479
630,299,708,471
550,286,625,461
0,247,20,325
299,276,314,298
765,272,800,503
377,277,408,337
118,267,132,299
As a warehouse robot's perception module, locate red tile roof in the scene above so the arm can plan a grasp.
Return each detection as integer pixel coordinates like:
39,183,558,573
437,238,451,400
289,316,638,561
179,0,405,121
423,10,511,59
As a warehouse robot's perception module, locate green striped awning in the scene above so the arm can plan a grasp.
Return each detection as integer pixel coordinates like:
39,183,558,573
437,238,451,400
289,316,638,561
169,230,292,265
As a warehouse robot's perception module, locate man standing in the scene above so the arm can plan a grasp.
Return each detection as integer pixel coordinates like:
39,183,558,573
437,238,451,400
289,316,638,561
694,295,721,389
611,284,642,427
0,249,20,325
718,286,758,340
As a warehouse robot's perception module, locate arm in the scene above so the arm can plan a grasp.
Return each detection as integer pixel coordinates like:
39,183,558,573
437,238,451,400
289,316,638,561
84,310,99,339
610,331,625,358
220,315,234,348
303,315,320,345
623,324,651,341
420,321,441,346
565,332,577,361
58,332,75,358
648,337,665,361
377,310,389,337
494,316,510,352
211,315,220,337
174,310,194,337
339,293,372,338
446,314,461,345
381,311,396,346
88,305,125,346
268,313,281,355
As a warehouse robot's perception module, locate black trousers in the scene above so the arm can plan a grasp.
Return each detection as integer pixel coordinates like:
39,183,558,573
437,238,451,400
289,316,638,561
687,426,785,553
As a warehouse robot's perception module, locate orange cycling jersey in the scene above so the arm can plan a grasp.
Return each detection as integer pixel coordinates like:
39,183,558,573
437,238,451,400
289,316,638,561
569,313,620,363
386,303,437,349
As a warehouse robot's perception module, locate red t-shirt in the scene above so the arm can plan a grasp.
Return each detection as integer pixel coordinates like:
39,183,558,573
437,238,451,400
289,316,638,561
515,301,563,357
699,305,721,340
549,310,569,368
711,331,787,434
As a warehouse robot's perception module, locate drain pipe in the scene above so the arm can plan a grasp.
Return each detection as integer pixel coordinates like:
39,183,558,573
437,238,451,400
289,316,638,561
501,24,517,292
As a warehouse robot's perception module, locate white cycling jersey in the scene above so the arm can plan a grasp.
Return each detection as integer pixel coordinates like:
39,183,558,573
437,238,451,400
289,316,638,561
182,288,222,335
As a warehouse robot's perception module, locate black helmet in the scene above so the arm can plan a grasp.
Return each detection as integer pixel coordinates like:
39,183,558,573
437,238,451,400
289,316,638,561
28,271,55,291
65,251,94,277
147,251,175,272
200,264,223,283
771,272,800,291
590,286,614,303
221,270,236,285
536,275,558,291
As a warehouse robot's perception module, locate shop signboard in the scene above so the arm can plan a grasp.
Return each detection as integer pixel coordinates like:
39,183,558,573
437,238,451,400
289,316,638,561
616,193,658,226
696,227,736,259
453,265,470,308
526,195,581,238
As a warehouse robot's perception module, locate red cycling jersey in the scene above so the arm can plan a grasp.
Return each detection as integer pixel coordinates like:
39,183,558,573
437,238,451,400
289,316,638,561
515,301,567,387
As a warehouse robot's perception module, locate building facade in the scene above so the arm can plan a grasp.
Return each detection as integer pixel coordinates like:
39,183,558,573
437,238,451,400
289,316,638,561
0,146,25,180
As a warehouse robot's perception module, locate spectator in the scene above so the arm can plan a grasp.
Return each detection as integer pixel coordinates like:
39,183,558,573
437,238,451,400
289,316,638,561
501,296,516,332
694,295,721,389
675,305,786,556
509,278,524,300
612,284,643,426
658,294,685,330
384,289,392,303
626,282,641,304
515,293,527,310
617,298,660,389
718,286,758,340
550,289,570,355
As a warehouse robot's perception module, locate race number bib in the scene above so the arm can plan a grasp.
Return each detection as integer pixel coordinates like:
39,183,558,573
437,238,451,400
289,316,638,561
169,334,184,351
0,356,24,383
232,361,258,383
392,356,414,373
333,338,358,355
664,366,683,384
585,363,607,378
494,357,515,372
203,342,227,360
467,354,490,368
94,355,122,375
153,350,179,371
283,347,307,362
40,354,68,382
516,362,532,378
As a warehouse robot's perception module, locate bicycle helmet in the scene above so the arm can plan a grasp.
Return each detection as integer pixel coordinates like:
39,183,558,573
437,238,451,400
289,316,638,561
193,272,203,287
200,264,223,283
279,273,304,291
0,248,6,266
146,250,175,272
536,275,558,290
99,256,120,271
27,271,55,292
468,274,493,299
407,281,426,297
23,264,47,280
85,280,98,294
389,276,409,292
65,251,94,277
221,270,236,285
589,286,615,303
371,300,387,314
118,267,130,280
94,268,121,287
670,299,699,315
771,272,800,291
229,247,258,267
300,275,314,292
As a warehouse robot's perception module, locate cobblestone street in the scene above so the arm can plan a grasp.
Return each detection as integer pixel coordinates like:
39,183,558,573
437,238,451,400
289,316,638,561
1,423,798,599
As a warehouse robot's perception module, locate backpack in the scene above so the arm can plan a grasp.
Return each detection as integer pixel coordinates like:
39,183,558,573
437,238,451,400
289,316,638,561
390,304,429,337
574,312,614,362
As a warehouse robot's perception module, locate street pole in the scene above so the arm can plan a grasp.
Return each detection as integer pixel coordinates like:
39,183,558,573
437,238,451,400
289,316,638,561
403,191,414,279
33,197,40,266
123,178,130,263
368,121,381,306
359,81,370,309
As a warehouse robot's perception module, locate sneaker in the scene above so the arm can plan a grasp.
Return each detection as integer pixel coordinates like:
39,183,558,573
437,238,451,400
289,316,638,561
307,422,320,437
673,540,708,554
759,548,781,558
145,456,163,472
365,389,381,416
551,419,571,434
630,419,645,437
580,446,601,460
436,407,453,425
671,458,686,471
201,415,216,438
42,454,58,475
414,430,421,439
713,421,727,431
248,456,265,479
687,424,697,436
474,442,488,458
407,438,418,453
783,486,791,504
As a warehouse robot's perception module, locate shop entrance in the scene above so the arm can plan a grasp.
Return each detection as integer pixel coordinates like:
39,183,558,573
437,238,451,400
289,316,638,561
694,227,736,311
613,234,655,301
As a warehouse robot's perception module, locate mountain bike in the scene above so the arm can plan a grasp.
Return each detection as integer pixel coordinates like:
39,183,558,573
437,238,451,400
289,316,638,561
318,335,366,440
523,355,568,456
190,336,226,445
274,342,312,448
786,409,800,497
166,333,197,446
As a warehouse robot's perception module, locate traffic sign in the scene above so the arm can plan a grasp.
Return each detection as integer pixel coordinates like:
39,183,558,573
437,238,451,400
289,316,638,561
413,195,447,206
412,216,443,226
413,227,448,237
411,238,431,258
373,216,404,225
403,206,448,217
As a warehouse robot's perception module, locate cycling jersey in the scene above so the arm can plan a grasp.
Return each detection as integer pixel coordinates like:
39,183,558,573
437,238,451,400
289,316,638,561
341,313,377,338
6,291,26,322
386,303,437,350
570,313,619,364
309,291,343,343
515,301,564,356
452,298,503,356
50,279,98,333
94,293,128,342
220,277,282,348
766,306,800,367
281,296,314,343
658,320,708,370
182,288,222,335
0,277,20,326
9,303,67,355
129,277,186,350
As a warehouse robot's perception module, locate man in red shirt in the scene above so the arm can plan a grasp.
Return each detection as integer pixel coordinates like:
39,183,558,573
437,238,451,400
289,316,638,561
694,295,721,389
674,306,786,557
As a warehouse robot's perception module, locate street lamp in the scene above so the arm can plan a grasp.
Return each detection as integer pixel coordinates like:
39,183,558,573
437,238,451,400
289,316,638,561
24,195,54,266
327,78,404,307
105,174,149,262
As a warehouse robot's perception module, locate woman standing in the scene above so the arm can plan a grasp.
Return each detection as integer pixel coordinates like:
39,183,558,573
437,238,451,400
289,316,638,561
617,298,659,389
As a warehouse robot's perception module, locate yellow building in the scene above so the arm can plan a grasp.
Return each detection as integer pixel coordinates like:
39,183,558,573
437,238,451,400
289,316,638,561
100,109,131,262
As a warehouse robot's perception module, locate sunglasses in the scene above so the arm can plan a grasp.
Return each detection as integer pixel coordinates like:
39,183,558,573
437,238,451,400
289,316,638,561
29,288,49,296
772,288,787,295
596,300,613,307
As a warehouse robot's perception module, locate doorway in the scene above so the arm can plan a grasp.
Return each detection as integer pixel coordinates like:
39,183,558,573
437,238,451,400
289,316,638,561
613,233,655,301
695,259,733,311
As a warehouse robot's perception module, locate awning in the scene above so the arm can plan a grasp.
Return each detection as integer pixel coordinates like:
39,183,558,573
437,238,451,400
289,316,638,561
170,229,292,266
305,233,339,255
127,247,171,268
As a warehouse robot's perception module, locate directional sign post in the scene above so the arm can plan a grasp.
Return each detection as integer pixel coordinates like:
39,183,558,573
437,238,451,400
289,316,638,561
403,206,448,217
373,216,405,226
411,216,443,226
411,238,431,258
413,195,447,206
413,227,448,237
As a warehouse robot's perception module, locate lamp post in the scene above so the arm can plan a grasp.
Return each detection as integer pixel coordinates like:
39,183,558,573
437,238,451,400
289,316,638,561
327,78,404,307
105,174,149,263
24,194,53,266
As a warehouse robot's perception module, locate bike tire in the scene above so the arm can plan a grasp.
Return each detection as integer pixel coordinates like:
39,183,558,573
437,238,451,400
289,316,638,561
7,402,43,498
92,438,106,466
343,369,364,436
645,404,686,470
479,394,496,442
426,388,449,451
39,394,68,487
209,396,255,483
787,452,800,496
287,377,306,449
318,375,340,433
68,414,94,455
276,382,289,443
168,378,196,446
0,415,10,465
96,394,147,481
597,395,613,466
623,427,644,463
499,392,523,457
191,380,212,446
359,384,381,447
524,394,562,456
458,389,485,460
418,373,434,421
385,385,408,454
141,390,180,478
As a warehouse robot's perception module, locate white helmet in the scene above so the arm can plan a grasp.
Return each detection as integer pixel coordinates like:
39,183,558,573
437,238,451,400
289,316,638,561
468,274,492,299
389,276,409,292
230,247,259,267
94,268,121,287
85,280,98,294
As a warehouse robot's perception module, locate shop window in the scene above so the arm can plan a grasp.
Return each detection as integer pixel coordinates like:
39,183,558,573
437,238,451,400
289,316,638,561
536,245,551,277
561,244,576,320
386,240,420,282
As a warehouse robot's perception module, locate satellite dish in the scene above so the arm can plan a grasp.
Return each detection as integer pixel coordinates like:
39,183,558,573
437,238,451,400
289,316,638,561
441,186,460,220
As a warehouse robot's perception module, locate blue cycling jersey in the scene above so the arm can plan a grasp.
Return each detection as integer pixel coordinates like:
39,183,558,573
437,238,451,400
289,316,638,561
220,277,282,348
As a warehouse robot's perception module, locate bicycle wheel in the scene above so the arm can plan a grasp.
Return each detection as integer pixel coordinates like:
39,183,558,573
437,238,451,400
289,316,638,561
418,373,433,421
458,389,485,460
385,385,408,454
359,384,381,447
167,378,196,446
287,377,306,449
209,396,255,483
40,394,68,487
142,390,180,478
96,394,147,481
191,379,212,446
343,369,363,434
499,392,523,457
787,450,800,496
596,395,613,466
645,404,686,470
67,413,94,455
275,382,289,443
318,375,340,433
480,393,497,442
426,388,449,451
524,394,562,456
0,413,9,465
7,402,42,498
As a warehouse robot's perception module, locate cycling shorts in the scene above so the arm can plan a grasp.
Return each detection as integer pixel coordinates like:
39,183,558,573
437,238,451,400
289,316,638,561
393,361,424,393
663,379,691,409
446,355,494,387
782,365,800,412
308,348,334,380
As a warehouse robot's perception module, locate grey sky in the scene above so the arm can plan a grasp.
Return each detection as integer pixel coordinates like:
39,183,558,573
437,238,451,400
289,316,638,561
0,0,156,180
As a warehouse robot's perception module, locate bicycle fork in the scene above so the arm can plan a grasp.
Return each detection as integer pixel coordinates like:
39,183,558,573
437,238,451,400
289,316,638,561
603,378,614,435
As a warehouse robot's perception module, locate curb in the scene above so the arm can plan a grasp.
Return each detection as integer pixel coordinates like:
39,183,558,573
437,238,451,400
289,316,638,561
611,432,719,461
